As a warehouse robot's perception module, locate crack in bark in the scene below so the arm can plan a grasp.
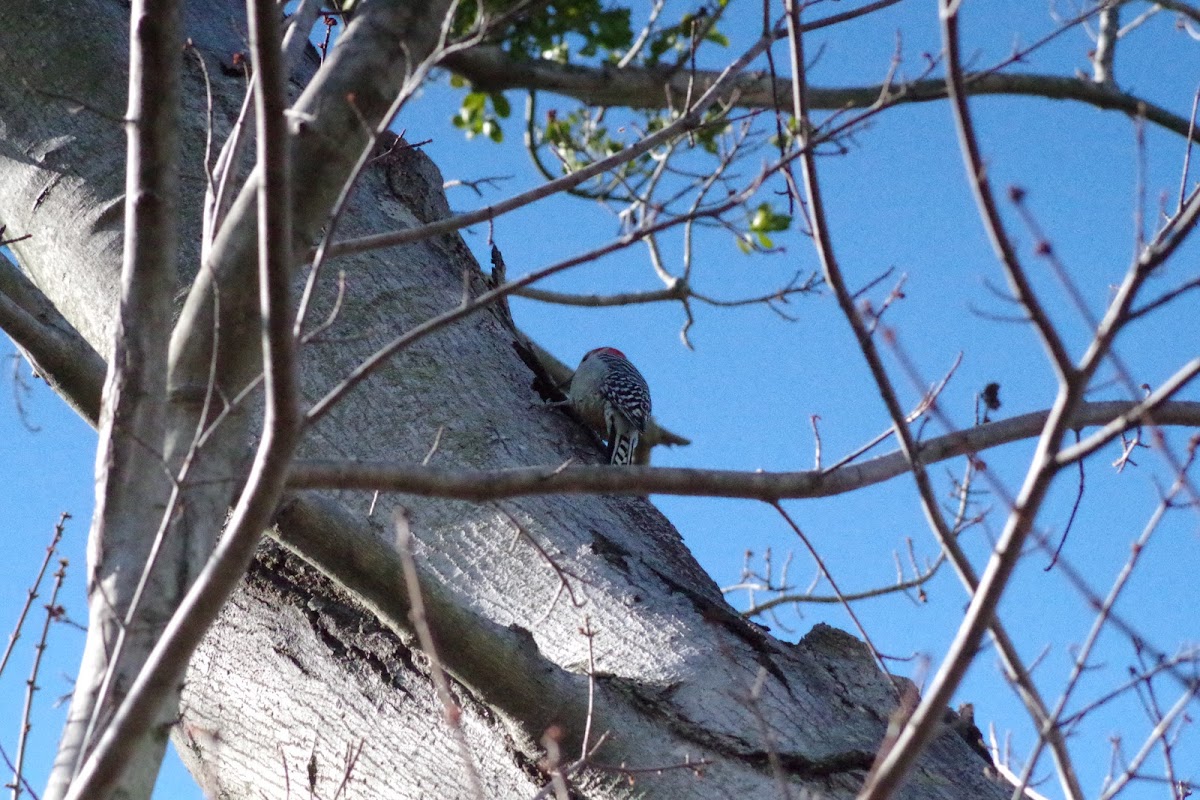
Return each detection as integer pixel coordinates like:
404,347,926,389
249,544,417,702
607,672,879,783
647,563,793,693
246,541,573,790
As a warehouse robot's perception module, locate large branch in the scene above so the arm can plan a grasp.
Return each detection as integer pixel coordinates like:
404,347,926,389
442,46,1197,139
0,164,1011,796
269,496,634,767
4,2,1171,797
3,273,1196,517
8,270,1195,510
0,283,902,789
60,0,304,795
0,258,105,423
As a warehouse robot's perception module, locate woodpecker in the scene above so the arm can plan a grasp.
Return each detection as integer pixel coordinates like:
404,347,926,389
567,347,652,465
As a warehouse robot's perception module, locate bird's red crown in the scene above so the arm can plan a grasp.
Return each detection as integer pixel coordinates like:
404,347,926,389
585,346,626,359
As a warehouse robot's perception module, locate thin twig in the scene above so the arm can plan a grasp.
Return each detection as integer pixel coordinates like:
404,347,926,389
394,510,486,799
0,514,68,682
498,507,588,620
771,503,899,695
330,739,364,800
0,744,39,800
323,25,789,260
1177,86,1200,215
733,550,947,613
1044,430,1085,569
1099,687,1198,800
821,354,962,473
12,559,67,800
787,1,1085,796
1013,442,1198,798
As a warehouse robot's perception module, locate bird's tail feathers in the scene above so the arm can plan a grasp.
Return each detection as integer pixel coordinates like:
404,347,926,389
609,433,638,465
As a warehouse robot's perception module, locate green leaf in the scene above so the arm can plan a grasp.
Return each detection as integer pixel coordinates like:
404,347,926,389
749,203,792,234
451,90,513,143
491,93,511,118
463,91,486,112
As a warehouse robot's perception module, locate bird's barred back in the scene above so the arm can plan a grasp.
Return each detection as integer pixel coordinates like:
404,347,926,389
596,353,651,430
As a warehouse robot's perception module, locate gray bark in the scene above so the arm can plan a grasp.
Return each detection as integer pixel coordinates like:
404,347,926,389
0,1,1006,797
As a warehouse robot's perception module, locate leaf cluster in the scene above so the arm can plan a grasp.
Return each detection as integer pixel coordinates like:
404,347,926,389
445,0,790,250
453,0,633,61
450,83,512,142
741,203,793,253
644,2,730,66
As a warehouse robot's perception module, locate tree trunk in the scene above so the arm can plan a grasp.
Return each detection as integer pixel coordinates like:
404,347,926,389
1,1,1005,796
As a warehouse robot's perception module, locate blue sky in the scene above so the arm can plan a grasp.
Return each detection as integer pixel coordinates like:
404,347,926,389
2,1,1198,797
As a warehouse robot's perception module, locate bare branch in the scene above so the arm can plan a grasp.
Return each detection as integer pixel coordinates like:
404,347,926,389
513,271,820,309
1175,85,1199,215
249,0,298,425
0,257,105,424
440,55,1198,140
1092,3,1119,86
45,0,181,793
323,25,789,260
1056,358,1200,466
288,400,1200,500
1099,686,1199,800
733,550,948,612
787,2,1084,797
13,559,67,800
0,514,68,683
268,496,608,775
61,0,301,795
1155,0,1200,26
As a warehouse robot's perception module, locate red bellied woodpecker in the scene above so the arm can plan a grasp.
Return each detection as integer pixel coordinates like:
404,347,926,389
567,347,652,465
